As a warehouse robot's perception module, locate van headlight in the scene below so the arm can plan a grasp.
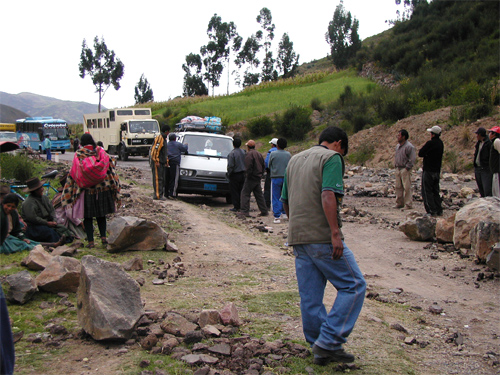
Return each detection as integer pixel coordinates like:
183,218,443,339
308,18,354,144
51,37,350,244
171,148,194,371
180,169,195,177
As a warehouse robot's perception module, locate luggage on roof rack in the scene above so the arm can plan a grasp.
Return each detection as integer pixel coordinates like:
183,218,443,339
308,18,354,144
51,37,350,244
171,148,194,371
175,116,224,134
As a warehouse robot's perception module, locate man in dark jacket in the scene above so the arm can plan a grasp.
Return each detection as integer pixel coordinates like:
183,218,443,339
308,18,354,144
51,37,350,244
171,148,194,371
238,140,268,217
166,133,188,199
418,125,444,216
473,127,492,197
227,138,246,212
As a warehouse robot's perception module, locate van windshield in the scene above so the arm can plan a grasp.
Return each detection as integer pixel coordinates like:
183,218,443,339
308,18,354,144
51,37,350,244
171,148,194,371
183,134,233,157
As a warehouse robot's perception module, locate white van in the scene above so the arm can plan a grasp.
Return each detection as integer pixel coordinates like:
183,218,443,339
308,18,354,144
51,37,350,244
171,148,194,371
172,131,233,202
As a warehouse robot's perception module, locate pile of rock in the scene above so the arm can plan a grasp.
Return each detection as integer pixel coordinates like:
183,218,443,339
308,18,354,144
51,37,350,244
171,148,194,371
133,305,311,375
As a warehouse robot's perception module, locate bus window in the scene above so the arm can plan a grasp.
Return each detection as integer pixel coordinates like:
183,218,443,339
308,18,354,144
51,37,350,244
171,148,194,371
98,119,103,128
106,119,109,128
110,111,115,121
135,109,150,116
117,110,133,116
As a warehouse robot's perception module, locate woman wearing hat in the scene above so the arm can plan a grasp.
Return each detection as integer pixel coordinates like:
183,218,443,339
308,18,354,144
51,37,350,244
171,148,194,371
62,133,120,248
21,178,73,244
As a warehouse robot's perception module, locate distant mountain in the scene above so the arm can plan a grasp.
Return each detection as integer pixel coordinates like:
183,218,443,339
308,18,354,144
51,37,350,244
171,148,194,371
0,104,29,123
0,92,106,124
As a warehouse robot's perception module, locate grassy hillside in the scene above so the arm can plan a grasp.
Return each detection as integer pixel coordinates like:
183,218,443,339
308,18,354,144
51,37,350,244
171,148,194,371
149,70,375,127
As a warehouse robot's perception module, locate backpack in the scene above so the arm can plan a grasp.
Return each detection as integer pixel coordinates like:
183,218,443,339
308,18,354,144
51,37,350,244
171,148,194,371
70,147,110,188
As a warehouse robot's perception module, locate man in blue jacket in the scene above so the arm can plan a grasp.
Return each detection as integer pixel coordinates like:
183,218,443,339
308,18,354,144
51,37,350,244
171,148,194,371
166,133,188,199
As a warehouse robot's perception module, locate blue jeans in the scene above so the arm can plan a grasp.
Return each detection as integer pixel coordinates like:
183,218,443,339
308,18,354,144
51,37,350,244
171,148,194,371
271,178,284,218
294,242,366,351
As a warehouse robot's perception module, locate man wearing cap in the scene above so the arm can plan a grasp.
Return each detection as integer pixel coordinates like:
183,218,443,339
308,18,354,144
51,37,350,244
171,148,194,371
473,127,492,197
488,126,500,197
238,140,268,217
418,125,444,216
264,138,278,210
394,129,416,209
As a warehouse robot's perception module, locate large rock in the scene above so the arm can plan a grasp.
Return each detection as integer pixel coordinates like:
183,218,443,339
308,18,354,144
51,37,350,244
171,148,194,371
436,213,455,243
35,256,81,293
4,270,38,304
21,245,53,270
107,216,168,252
77,255,144,341
470,222,500,260
454,197,500,252
219,302,241,326
399,215,436,241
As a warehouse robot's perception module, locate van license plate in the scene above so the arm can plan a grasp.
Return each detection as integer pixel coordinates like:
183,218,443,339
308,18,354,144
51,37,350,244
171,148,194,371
204,184,217,191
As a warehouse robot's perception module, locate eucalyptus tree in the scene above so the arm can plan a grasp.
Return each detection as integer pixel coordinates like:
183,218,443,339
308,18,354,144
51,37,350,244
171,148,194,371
79,36,124,112
134,74,154,104
256,7,276,82
182,53,208,97
277,33,300,79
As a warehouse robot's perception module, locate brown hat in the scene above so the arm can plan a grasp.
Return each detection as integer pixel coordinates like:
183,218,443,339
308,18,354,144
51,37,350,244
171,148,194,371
24,177,45,193
0,185,10,195
246,140,256,147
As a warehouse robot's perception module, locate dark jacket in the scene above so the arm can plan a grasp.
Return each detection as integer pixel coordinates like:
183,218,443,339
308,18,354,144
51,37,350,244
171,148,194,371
244,149,265,180
1,207,24,245
473,138,491,170
167,141,188,165
418,137,444,173
227,148,246,176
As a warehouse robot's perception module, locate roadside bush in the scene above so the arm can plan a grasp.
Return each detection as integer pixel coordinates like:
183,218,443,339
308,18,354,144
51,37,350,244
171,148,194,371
246,116,274,138
444,150,460,173
275,105,312,141
0,153,35,183
310,97,323,111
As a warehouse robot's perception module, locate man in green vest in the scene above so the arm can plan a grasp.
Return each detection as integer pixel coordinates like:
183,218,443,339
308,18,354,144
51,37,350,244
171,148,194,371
281,126,366,365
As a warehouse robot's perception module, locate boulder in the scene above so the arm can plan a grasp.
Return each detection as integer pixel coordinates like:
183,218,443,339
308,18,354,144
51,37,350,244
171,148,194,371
35,256,81,293
436,213,455,243
4,270,38,304
77,255,144,341
399,215,436,241
470,222,500,260
454,197,500,252
486,243,500,271
107,216,168,252
160,312,198,336
21,245,53,270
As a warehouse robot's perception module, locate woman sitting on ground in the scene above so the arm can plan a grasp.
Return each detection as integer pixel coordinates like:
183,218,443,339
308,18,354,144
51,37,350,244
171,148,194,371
21,177,73,244
1,193,42,254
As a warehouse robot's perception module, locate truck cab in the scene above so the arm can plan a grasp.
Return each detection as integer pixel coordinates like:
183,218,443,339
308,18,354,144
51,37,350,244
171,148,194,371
173,125,233,202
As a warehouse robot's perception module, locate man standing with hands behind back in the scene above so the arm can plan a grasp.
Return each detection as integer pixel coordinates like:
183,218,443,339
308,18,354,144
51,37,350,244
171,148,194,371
281,126,366,366
473,127,492,197
394,129,416,210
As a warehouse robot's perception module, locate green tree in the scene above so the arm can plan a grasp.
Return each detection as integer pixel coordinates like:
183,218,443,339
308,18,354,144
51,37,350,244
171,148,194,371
134,74,154,104
256,7,276,82
79,36,124,112
207,14,240,95
182,53,208,97
235,35,262,88
325,1,361,69
277,33,300,78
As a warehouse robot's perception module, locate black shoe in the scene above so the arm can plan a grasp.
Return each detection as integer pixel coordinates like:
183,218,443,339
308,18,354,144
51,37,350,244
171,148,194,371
229,208,239,212
312,344,355,365
258,212,268,217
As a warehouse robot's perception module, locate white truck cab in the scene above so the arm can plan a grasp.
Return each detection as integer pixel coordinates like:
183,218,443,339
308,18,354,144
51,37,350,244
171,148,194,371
172,120,233,202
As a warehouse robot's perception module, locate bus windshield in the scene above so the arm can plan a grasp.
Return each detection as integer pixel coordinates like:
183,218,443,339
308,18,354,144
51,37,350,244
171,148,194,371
43,127,69,140
129,121,159,133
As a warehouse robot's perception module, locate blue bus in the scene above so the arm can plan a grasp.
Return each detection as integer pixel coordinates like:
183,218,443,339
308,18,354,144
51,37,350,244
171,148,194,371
16,117,71,154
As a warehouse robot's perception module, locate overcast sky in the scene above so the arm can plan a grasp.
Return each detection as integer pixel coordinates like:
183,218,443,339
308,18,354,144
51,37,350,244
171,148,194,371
1,0,400,110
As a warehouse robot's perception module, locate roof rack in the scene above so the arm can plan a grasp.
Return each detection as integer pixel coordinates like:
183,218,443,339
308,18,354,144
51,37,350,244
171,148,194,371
175,116,224,134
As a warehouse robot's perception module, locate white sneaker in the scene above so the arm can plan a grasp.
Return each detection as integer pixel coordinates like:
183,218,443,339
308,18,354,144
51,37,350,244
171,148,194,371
273,218,281,224
280,214,288,220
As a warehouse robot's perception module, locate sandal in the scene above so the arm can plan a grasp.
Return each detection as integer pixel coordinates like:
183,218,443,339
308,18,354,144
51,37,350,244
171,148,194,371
86,242,95,249
101,237,108,245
